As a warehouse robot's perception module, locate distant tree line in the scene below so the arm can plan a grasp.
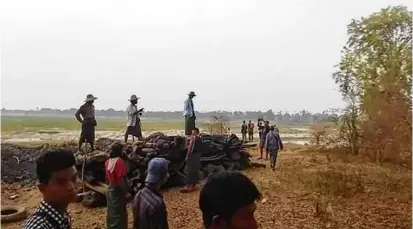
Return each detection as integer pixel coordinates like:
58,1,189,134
1,108,339,124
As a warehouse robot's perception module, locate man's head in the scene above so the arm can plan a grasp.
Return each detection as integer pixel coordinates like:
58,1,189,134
85,94,97,105
270,126,275,132
192,127,200,135
242,120,245,124
188,91,196,99
264,121,269,126
129,95,139,105
248,120,251,123
199,172,261,229
110,141,124,158
145,158,169,186
36,150,77,207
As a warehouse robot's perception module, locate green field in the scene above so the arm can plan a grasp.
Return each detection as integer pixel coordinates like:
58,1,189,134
1,116,185,133
1,116,308,134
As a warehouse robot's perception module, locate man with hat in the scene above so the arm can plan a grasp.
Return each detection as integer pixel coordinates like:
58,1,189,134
183,91,197,136
132,158,169,229
75,94,97,151
124,95,144,143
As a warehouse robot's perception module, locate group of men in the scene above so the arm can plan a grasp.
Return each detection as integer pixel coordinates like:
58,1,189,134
23,146,262,229
241,119,284,170
240,120,256,142
75,91,198,152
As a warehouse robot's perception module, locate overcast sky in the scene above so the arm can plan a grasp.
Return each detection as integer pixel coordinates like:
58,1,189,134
0,0,411,112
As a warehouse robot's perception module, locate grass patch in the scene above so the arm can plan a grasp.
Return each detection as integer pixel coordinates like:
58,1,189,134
1,116,310,134
1,116,185,133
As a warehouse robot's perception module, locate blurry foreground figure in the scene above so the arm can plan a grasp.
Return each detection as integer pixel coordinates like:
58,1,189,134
133,158,169,229
199,172,261,229
23,150,77,229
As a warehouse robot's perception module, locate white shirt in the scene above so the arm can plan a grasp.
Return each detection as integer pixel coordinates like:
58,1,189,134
183,98,194,116
126,104,138,127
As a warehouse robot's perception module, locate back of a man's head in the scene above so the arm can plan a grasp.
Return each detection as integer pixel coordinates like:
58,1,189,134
199,171,261,229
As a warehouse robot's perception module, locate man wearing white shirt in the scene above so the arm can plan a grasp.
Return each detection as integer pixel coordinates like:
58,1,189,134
183,91,197,136
124,95,144,143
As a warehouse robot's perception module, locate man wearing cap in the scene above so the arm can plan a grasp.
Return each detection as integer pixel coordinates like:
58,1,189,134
124,95,144,143
132,158,169,229
75,94,97,151
183,91,196,136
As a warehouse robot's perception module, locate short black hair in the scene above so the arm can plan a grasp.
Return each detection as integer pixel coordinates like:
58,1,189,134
193,127,200,133
199,172,261,228
36,149,76,184
110,141,124,158
270,126,275,131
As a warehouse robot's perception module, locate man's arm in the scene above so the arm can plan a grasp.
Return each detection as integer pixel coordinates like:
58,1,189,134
183,100,189,116
75,106,84,123
278,135,284,150
264,133,269,150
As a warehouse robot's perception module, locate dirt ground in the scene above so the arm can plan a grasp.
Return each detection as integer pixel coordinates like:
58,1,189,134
1,148,411,229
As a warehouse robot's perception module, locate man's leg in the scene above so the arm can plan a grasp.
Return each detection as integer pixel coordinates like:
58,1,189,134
85,125,95,152
79,125,86,151
269,149,275,168
265,149,269,160
273,150,279,168
124,131,129,143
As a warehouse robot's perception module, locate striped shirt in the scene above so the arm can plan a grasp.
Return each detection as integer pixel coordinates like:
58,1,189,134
132,185,169,229
22,201,71,229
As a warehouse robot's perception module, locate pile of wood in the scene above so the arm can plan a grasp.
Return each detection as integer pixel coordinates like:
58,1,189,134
75,132,259,196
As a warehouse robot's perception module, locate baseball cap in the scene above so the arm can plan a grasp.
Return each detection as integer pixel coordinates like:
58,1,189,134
145,158,169,184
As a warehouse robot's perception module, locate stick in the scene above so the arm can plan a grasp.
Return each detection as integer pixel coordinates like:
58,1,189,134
81,141,89,193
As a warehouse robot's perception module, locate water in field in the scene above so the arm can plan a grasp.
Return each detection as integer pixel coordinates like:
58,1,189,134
1,128,311,145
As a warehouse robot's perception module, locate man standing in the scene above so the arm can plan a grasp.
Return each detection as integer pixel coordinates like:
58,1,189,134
183,91,196,136
75,94,97,151
240,120,248,142
181,127,202,193
247,120,255,142
125,95,144,143
257,119,264,141
259,121,270,160
265,126,284,170
132,158,169,229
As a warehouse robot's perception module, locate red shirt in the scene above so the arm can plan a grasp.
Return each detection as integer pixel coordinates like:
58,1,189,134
105,157,126,184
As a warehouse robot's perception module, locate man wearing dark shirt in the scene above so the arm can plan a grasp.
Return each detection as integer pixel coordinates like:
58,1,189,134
75,94,97,151
259,121,271,160
247,120,254,142
132,158,169,229
240,120,248,142
23,150,77,229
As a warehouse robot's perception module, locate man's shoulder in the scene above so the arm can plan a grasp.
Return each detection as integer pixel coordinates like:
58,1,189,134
23,213,51,229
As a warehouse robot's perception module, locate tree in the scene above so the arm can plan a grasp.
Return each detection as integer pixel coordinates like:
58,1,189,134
333,6,412,164
264,109,275,121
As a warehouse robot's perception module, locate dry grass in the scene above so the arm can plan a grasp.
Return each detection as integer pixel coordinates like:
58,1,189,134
1,147,411,229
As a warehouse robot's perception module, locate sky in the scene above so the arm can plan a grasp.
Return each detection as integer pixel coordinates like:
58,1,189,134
0,0,411,113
